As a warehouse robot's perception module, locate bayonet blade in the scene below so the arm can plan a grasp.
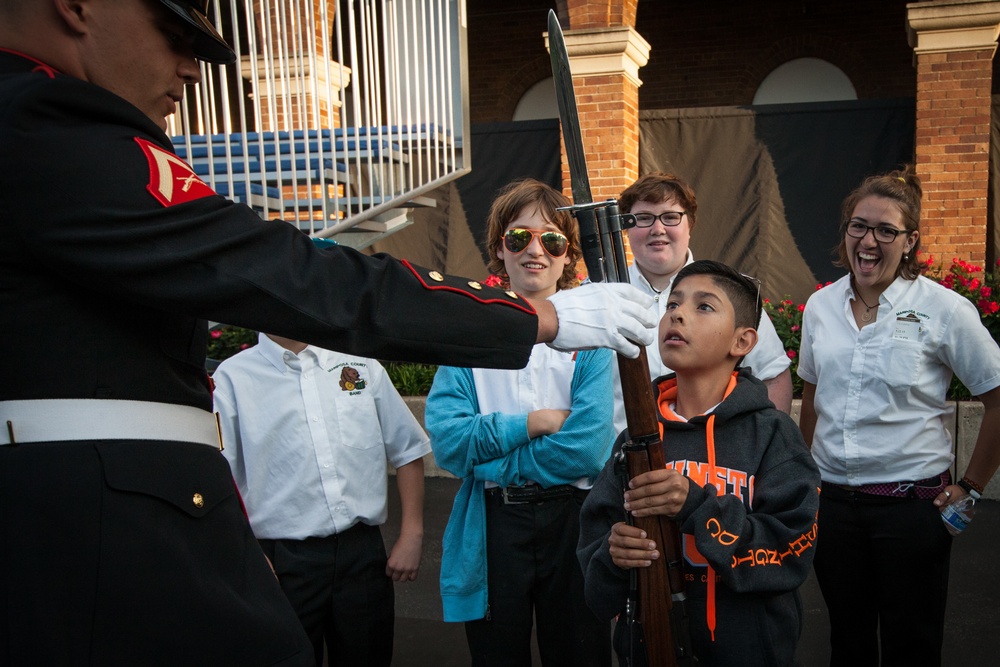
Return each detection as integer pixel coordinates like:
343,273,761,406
548,10,592,205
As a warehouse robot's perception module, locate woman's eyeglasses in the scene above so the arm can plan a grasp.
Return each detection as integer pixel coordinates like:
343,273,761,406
502,228,569,258
846,220,908,244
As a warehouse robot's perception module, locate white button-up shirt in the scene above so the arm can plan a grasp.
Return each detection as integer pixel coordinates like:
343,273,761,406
611,254,792,434
473,344,588,489
213,334,430,539
798,274,1000,485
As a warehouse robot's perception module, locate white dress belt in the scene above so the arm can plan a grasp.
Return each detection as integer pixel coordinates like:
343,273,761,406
0,399,222,448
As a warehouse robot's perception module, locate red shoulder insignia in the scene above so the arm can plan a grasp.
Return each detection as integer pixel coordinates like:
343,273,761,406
134,137,216,207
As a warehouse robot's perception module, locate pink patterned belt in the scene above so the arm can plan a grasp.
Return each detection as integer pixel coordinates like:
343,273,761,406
829,471,951,500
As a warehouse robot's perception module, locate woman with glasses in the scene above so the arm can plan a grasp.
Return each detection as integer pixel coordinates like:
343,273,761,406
425,179,615,665
797,166,1000,666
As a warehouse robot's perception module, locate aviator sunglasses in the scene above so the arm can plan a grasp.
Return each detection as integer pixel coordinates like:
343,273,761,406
502,228,569,258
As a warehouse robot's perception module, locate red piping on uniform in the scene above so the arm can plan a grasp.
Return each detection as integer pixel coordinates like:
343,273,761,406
400,259,537,316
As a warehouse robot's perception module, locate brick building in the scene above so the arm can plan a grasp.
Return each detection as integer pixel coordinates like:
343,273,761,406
465,0,1000,273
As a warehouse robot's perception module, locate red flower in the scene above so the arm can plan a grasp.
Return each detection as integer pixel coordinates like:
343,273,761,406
786,350,797,359
210,330,222,339
791,325,800,332
797,303,805,312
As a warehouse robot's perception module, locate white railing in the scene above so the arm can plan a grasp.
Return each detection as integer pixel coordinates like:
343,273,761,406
168,0,470,243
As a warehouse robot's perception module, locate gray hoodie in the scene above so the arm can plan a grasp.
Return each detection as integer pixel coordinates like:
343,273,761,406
577,369,820,666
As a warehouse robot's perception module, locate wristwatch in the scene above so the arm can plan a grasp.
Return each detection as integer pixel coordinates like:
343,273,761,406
957,477,983,501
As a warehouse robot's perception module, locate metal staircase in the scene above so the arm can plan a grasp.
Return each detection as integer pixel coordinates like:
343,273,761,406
168,0,470,249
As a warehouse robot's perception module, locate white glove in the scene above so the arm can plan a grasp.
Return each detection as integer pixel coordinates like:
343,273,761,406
546,283,657,358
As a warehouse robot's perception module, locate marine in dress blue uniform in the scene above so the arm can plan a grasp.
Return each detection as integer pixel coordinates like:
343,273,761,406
0,3,656,664
0,2,537,665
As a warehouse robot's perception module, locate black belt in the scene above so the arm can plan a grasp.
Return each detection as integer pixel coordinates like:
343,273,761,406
486,484,583,505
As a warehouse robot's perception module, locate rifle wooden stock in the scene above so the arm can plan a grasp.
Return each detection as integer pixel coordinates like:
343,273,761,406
619,350,685,667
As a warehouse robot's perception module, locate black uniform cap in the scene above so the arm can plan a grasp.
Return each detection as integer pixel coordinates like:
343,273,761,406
159,0,236,64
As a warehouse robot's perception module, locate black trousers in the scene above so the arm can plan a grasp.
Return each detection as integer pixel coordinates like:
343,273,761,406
0,440,312,667
814,483,952,667
465,489,612,667
258,523,394,667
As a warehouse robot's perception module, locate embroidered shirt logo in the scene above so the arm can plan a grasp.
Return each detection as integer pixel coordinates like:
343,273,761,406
338,366,367,392
135,137,216,207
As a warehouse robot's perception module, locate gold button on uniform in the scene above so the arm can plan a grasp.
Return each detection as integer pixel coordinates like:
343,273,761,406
468,281,482,290
505,291,519,300
428,271,444,282
192,493,204,508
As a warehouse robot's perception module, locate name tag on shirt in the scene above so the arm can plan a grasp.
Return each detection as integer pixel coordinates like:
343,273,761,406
893,313,923,342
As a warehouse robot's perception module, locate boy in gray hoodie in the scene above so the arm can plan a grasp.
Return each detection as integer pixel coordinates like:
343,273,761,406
578,260,820,666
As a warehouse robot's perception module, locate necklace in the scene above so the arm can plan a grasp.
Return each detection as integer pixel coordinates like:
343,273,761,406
854,287,878,322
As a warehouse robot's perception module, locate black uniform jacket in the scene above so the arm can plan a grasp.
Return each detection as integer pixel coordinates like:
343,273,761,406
0,48,536,666
0,49,537,411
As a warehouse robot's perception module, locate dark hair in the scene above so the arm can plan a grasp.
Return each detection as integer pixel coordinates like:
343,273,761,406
485,179,580,291
672,260,762,331
836,164,922,280
618,172,698,231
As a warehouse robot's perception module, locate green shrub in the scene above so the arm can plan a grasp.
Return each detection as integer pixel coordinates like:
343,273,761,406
207,325,257,362
383,361,438,396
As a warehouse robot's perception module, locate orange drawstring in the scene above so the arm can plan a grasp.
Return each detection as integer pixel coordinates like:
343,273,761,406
654,373,738,643
705,413,717,642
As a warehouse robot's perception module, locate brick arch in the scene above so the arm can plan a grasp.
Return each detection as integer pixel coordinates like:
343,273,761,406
738,35,871,105
494,55,556,122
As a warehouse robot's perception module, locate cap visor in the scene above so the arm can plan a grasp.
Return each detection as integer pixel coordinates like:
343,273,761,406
160,0,236,64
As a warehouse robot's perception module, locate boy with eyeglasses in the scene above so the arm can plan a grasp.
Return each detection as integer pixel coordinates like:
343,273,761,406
578,260,821,667
612,173,794,435
426,178,615,665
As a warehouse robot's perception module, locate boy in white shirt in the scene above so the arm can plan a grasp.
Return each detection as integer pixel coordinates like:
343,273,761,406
213,334,430,667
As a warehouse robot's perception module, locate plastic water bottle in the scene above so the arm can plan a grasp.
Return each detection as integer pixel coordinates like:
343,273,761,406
941,496,976,536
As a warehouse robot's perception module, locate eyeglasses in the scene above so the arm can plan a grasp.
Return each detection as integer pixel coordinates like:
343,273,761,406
621,211,686,228
845,220,909,244
502,228,569,258
741,273,762,321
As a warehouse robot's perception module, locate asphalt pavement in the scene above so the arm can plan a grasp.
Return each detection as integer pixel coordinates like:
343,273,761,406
382,476,1000,666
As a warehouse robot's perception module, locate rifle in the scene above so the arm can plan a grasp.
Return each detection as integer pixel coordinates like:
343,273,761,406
569,202,694,667
546,11,693,666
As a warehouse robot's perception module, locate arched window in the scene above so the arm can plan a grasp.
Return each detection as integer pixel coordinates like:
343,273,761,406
753,58,857,105
513,77,558,120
